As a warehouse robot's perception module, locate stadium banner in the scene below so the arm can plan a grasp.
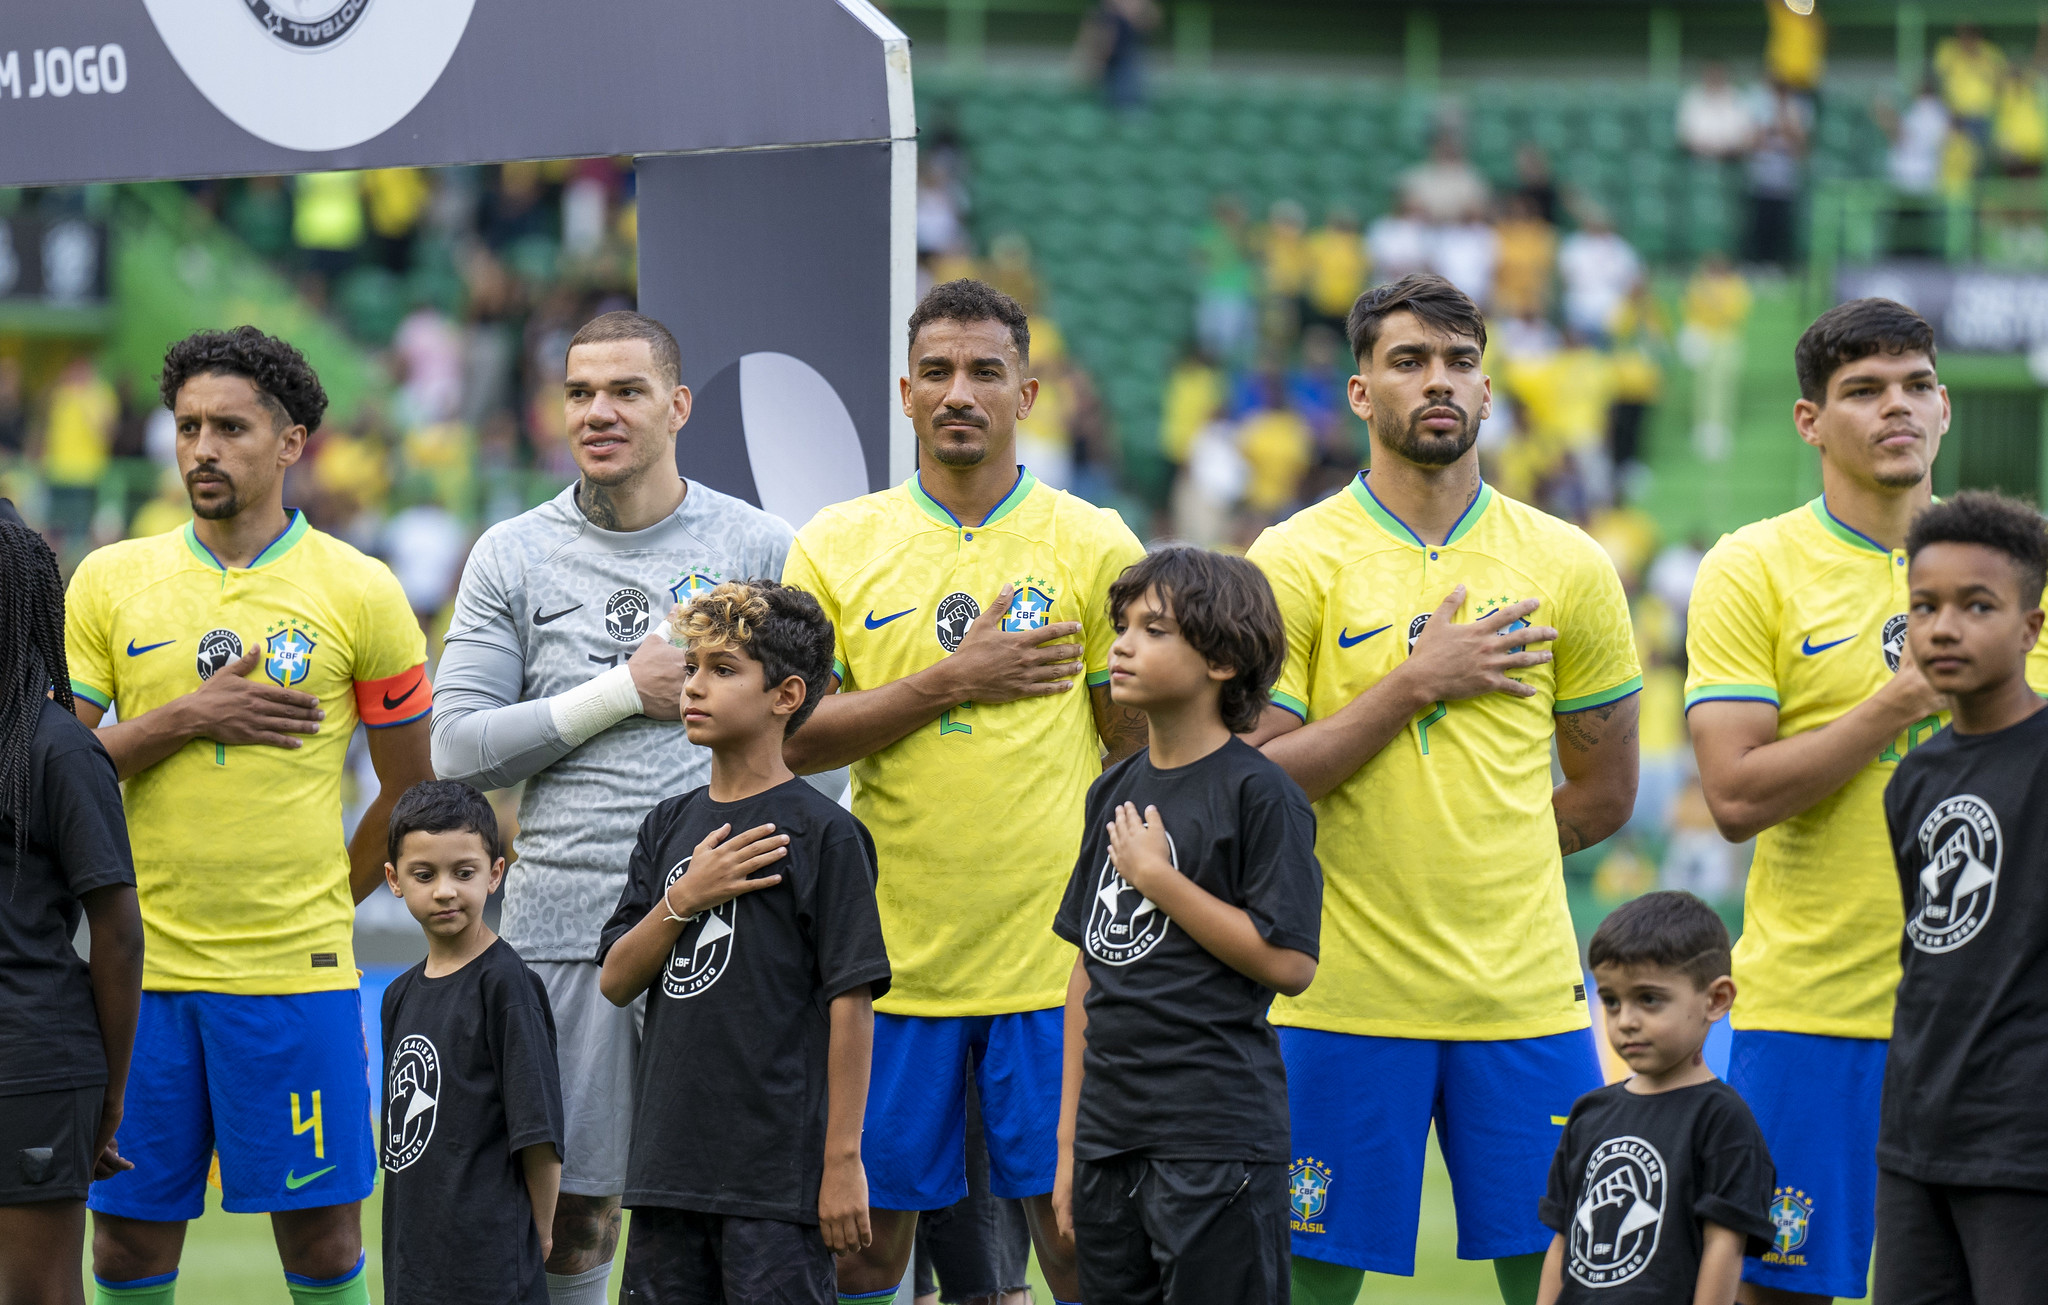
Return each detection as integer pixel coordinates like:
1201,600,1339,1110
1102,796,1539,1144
0,0,915,515
1837,261,2048,357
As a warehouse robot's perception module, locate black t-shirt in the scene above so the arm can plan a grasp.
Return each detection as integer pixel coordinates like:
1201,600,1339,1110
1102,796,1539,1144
380,938,564,1305
0,698,134,1096
1051,738,1321,1164
1882,705,2048,1189
598,778,892,1222
1539,1079,1775,1301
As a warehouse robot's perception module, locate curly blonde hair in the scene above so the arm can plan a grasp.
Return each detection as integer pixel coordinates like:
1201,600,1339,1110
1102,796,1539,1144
679,581,775,655
673,579,836,735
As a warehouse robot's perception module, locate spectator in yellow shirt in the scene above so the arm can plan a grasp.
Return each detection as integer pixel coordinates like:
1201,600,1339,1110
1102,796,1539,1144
1765,0,1825,96
363,168,431,269
1303,207,1368,336
40,357,118,541
1259,200,1312,345
1160,346,1224,466
1994,65,2047,174
1678,252,1751,463
1492,193,1557,320
1236,374,1312,516
1935,24,2008,144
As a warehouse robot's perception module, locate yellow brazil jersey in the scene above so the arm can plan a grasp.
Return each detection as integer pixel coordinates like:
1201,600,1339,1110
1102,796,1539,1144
65,512,430,995
1249,476,1642,1040
1685,497,2048,1039
781,470,1144,1017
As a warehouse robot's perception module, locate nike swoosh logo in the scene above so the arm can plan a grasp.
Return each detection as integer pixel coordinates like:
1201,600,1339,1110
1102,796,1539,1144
126,638,175,657
1337,624,1392,648
284,1166,335,1190
382,678,421,711
1801,634,1854,655
865,608,915,629
533,604,583,625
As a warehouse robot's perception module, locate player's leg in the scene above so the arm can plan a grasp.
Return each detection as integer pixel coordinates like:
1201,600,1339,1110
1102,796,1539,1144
1940,1183,2048,1305
975,1010,1078,1302
1437,1032,1603,1305
89,993,214,1300
0,1199,90,1304
1279,1028,1440,1303
839,1014,977,1298
1729,1030,1885,1303
920,1074,1028,1305
0,1081,104,1304
1869,1170,1968,1305
532,960,639,1303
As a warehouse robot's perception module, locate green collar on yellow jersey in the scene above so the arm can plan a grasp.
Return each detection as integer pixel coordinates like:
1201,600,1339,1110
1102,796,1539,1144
1347,472,1494,548
1808,496,1893,554
908,466,1038,530
181,508,309,572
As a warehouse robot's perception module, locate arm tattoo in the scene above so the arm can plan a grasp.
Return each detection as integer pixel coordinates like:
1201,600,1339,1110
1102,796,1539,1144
1554,701,1625,754
1556,811,1592,856
1102,704,1149,766
578,478,621,530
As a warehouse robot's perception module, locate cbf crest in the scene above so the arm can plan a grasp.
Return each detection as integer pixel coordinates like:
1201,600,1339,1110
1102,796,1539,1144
1083,829,1176,965
1767,1188,1813,1261
661,857,738,999
1288,1157,1332,1233
1909,796,2002,953
384,1034,440,1171
262,621,317,688
1001,576,1059,633
1569,1136,1666,1287
669,569,723,609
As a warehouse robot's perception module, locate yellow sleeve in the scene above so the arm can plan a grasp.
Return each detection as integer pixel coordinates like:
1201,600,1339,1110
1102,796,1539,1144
1683,537,1781,712
1246,526,1317,720
1081,510,1146,687
1552,537,1643,713
351,562,430,685
780,534,848,687
63,552,115,711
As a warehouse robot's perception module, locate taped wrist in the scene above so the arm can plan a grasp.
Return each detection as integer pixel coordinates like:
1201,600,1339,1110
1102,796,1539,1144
550,664,644,746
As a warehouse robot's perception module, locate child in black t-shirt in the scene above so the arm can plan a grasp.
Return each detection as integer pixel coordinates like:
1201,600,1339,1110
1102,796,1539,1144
599,579,890,1305
1878,492,2048,1298
379,781,565,1305
1050,546,1322,1305
1537,892,1774,1305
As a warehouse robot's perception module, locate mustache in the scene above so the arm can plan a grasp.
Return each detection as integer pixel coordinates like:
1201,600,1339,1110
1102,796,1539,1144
933,408,987,430
1409,400,1468,426
184,466,235,488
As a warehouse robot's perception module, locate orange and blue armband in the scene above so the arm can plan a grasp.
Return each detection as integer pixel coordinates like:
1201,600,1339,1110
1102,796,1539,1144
355,664,433,728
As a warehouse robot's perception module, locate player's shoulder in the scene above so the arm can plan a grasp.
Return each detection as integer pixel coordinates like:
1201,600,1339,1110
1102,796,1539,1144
70,528,188,594
791,483,920,558
1034,482,1141,549
1249,482,1366,558
682,477,795,541
1699,503,1814,575
296,522,394,584
470,485,584,563
1485,489,1614,570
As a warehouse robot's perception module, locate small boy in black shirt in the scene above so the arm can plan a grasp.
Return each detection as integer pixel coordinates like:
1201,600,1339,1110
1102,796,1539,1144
599,579,890,1305
380,781,565,1305
1050,546,1322,1305
1878,492,2048,1301
1537,892,1774,1305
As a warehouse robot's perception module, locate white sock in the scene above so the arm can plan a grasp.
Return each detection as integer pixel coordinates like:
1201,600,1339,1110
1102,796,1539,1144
545,1265,611,1305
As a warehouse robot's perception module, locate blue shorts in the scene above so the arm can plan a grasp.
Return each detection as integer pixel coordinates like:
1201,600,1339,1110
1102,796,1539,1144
863,1010,1062,1210
1729,1029,1884,1298
88,990,375,1219
1280,1026,1602,1274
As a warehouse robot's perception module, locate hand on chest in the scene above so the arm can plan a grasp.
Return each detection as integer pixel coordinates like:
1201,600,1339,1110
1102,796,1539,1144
848,539,1074,668
1320,568,1558,702
122,595,342,701
527,558,736,669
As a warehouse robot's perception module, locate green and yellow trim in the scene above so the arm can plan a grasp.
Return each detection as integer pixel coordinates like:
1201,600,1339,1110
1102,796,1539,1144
182,509,309,572
1684,682,1780,711
1555,675,1643,714
1085,667,1112,687
1347,473,1494,549
1808,497,1889,555
908,467,1038,530
1269,689,1308,720
70,680,112,710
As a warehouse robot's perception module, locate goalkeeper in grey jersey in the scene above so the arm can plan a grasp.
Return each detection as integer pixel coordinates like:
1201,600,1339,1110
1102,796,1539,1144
431,312,790,1305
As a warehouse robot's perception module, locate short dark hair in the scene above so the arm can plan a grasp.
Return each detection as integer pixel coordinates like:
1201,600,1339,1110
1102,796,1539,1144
678,579,836,736
1906,489,2048,608
908,279,1031,366
1794,298,1937,403
1106,546,1287,733
1587,891,1732,992
387,780,502,867
160,326,329,434
568,310,682,388
1345,272,1487,366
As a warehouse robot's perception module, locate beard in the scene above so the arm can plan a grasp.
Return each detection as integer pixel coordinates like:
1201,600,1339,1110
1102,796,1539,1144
186,471,241,520
926,415,991,468
1378,400,1480,467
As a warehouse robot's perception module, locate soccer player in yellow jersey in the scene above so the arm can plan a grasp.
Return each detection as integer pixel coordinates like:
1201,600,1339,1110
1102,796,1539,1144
1686,299,2048,1304
64,329,435,1305
1245,276,1643,1305
780,280,1146,1305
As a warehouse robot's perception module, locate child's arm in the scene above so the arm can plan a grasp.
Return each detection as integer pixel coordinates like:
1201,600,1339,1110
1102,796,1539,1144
819,986,875,1255
520,1142,562,1262
1053,955,1090,1243
598,821,788,1005
1106,802,1316,995
1535,1233,1565,1305
83,884,142,1180
1693,1222,1745,1305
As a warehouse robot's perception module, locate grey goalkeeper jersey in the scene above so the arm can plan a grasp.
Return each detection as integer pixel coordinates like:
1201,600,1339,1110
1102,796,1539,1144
432,480,792,962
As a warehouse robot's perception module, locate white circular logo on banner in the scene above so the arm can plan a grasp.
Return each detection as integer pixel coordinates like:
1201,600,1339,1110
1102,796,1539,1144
140,0,476,151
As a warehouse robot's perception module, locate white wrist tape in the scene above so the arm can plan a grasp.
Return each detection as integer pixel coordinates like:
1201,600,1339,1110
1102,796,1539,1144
550,664,644,747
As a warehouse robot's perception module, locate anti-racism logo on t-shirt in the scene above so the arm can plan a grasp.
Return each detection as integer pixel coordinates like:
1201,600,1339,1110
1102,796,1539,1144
661,857,738,999
196,627,243,681
1908,795,2003,954
1568,1135,1666,1287
1882,613,1909,673
935,592,980,653
606,588,651,643
1083,830,1177,965
384,1034,441,1171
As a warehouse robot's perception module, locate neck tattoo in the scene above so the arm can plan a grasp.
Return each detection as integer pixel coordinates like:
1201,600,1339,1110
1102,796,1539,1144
580,478,621,530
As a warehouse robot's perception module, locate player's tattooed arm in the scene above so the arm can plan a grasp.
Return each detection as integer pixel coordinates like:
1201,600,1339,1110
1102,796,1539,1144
1551,694,1640,856
1091,683,1148,765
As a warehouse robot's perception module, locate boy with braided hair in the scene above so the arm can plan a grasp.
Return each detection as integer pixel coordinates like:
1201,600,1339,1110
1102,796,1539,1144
600,581,891,1305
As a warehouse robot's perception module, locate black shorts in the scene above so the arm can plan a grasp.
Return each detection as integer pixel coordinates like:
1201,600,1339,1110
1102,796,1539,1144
1072,1156,1289,1305
0,1084,102,1205
621,1206,835,1305
1874,1169,2048,1305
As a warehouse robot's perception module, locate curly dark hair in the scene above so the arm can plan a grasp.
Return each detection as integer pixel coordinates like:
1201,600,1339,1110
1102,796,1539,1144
907,279,1031,365
159,326,329,433
1794,298,1937,404
1907,489,2048,608
1107,546,1287,733
1346,272,1488,365
678,579,837,736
